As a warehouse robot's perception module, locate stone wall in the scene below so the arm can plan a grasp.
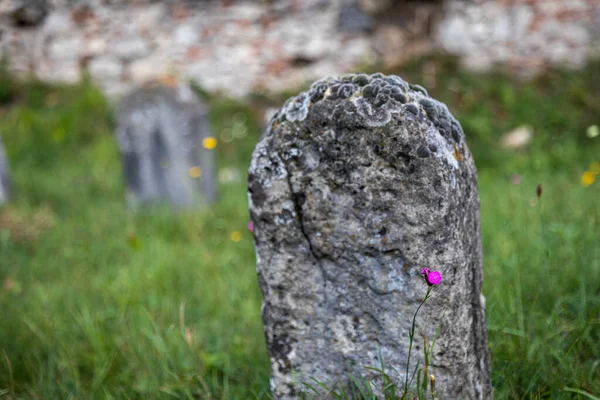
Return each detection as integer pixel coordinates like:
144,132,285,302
1,0,598,99
438,0,600,71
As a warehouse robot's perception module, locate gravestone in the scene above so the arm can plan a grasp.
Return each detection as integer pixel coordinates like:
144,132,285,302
249,73,492,399
337,3,374,34
116,83,216,209
0,136,11,205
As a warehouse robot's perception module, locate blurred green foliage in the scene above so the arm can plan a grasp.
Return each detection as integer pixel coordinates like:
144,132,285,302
1,77,112,169
0,57,599,399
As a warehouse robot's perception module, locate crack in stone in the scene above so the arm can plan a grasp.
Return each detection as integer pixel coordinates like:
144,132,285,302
362,310,385,332
281,156,330,291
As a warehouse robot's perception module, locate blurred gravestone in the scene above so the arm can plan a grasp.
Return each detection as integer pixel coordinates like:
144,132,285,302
0,136,10,204
337,3,374,34
249,73,492,399
116,84,216,209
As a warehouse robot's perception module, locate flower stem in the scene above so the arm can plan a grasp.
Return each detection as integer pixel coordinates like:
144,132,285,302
403,286,432,399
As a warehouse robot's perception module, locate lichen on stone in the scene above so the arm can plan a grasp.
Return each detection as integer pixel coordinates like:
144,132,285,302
283,92,311,122
274,73,464,146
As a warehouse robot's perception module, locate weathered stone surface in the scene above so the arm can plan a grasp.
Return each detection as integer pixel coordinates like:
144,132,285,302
128,55,167,84
10,0,48,27
48,36,83,61
249,73,491,399
116,83,216,209
87,55,122,82
112,37,151,62
0,136,11,205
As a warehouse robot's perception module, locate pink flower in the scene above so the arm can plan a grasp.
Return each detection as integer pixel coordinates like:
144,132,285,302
247,221,254,232
420,267,431,276
426,271,442,286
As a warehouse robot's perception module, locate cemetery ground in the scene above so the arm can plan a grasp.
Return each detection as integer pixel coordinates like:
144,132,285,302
0,57,598,399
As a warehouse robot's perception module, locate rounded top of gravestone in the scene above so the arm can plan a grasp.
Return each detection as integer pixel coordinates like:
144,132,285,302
270,72,464,146
251,72,474,258
119,82,207,111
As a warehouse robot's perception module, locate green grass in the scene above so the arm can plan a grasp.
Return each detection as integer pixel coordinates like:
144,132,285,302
0,58,599,399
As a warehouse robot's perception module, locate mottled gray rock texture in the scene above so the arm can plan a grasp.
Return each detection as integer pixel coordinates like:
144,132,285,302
10,0,48,27
116,84,216,209
249,73,491,399
0,136,11,205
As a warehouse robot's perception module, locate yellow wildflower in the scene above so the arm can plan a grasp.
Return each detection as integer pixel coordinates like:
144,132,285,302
230,231,242,242
581,171,595,187
203,137,217,150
